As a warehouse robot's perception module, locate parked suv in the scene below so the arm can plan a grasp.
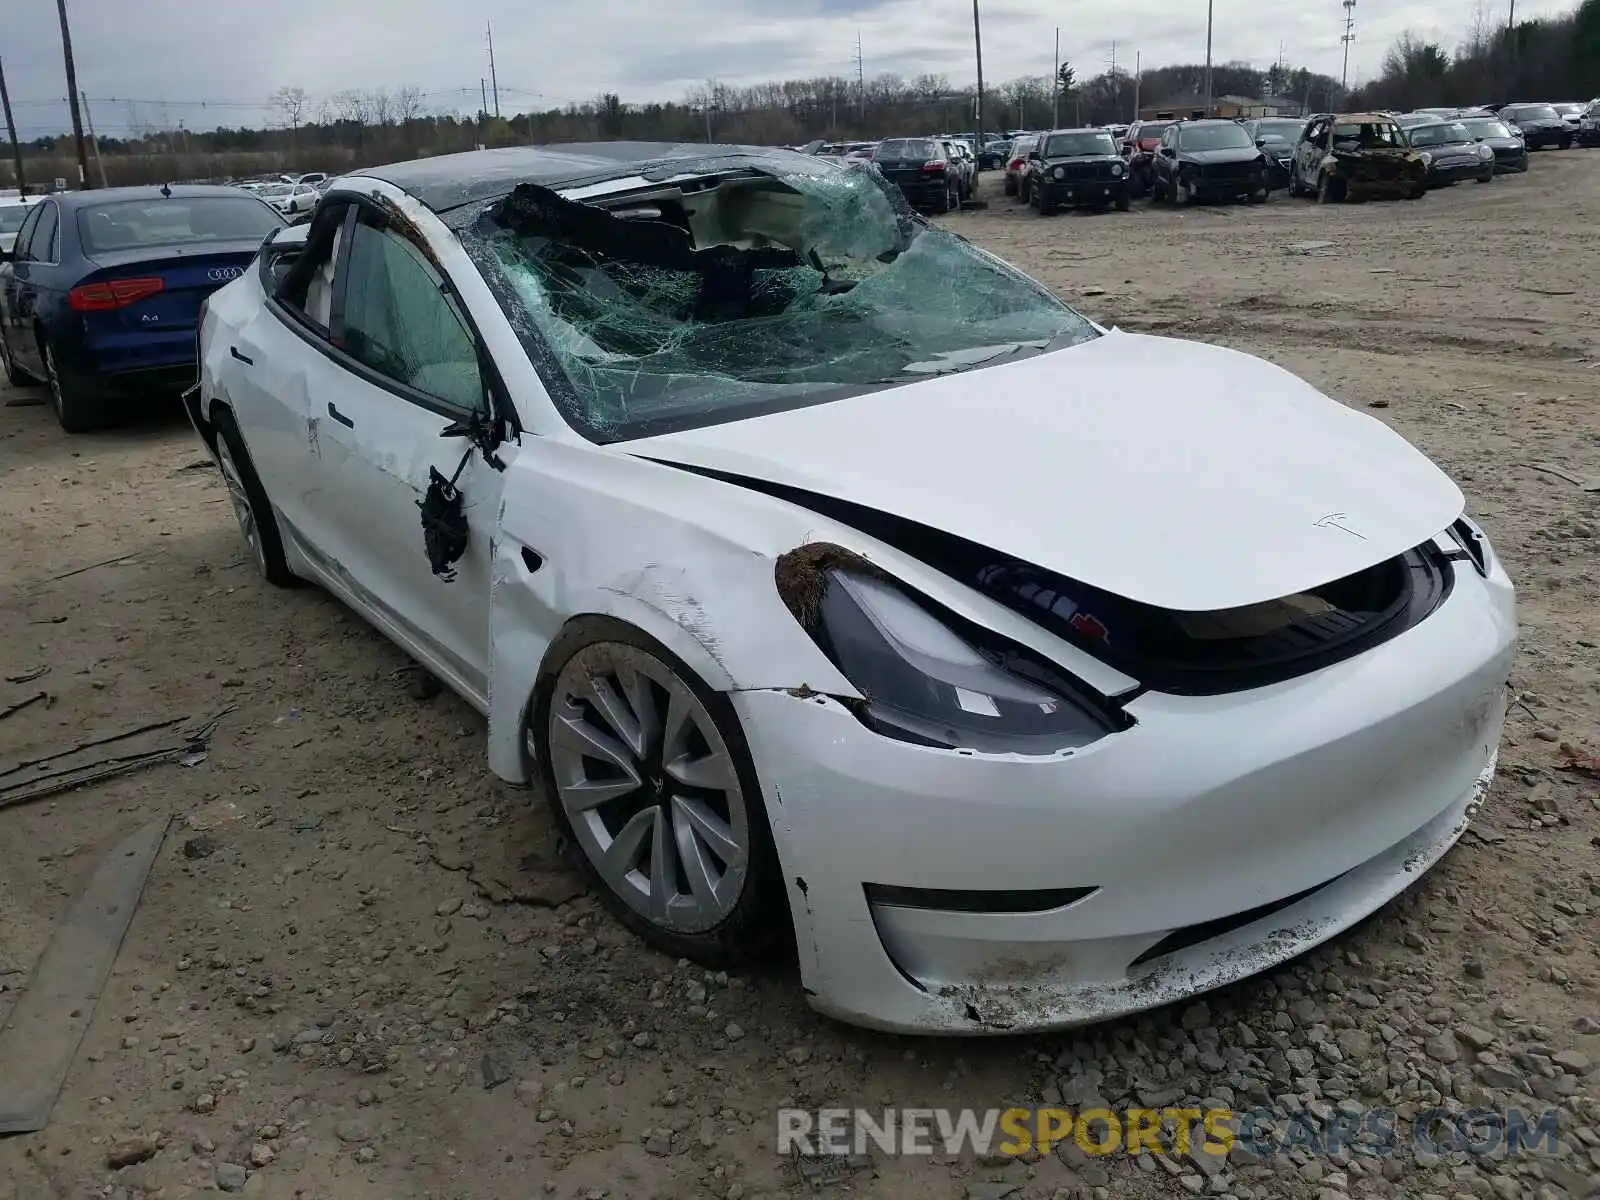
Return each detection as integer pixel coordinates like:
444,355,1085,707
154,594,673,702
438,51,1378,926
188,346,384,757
1027,128,1130,213
1151,119,1270,204
1287,113,1427,201
871,138,961,213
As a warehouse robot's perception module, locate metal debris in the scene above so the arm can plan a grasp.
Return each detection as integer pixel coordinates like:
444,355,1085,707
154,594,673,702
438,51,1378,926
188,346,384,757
0,817,172,1133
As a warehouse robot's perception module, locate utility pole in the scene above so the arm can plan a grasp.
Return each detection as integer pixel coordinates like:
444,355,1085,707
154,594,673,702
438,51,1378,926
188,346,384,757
971,0,985,155
479,78,488,146
0,58,24,195
81,90,107,187
1340,0,1357,98
855,32,865,125
486,22,501,118
1052,28,1061,128
1133,50,1141,121
1203,0,1215,116
55,0,91,187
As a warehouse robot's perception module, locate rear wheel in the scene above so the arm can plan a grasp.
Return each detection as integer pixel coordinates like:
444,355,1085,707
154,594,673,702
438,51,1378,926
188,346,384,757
532,622,787,967
212,405,297,587
44,342,105,433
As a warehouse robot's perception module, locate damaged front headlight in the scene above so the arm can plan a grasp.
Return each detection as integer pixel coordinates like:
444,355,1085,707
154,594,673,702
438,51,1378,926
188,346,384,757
807,569,1124,753
1449,513,1498,578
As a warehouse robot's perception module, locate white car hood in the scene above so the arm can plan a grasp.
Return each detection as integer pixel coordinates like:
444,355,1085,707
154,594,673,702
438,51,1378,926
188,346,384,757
625,330,1463,612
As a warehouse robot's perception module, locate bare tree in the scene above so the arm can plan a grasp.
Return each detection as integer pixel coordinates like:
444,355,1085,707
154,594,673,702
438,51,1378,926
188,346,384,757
367,88,394,127
393,85,424,126
269,86,310,133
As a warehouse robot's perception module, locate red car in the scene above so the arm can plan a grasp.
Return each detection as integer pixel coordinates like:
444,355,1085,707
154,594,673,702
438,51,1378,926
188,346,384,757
1121,119,1173,196
1004,134,1039,198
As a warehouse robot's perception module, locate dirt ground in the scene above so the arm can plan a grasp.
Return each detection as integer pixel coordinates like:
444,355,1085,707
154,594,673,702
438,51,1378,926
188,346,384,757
1,153,1597,1200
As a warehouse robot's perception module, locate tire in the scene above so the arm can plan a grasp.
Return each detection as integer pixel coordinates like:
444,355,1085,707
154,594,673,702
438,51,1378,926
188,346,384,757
530,618,787,968
1115,192,1131,212
1316,171,1343,204
1250,187,1268,204
1172,174,1188,206
1019,177,1031,204
43,342,105,433
211,404,297,587
932,188,950,215
0,332,35,386
1003,177,1017,196
1287,169,1303,197
1476,170,1493,184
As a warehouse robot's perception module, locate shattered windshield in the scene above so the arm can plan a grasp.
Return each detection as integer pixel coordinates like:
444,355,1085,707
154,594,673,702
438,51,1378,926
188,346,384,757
455,157,1097,442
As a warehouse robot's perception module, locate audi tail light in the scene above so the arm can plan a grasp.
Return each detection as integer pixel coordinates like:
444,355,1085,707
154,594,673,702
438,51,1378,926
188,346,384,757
70,277,165,311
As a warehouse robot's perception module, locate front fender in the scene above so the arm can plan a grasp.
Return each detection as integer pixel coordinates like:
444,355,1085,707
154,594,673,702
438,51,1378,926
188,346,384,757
482,440,862,783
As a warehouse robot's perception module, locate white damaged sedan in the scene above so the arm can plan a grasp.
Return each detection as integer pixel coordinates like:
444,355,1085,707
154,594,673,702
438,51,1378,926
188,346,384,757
188,143,1515,1034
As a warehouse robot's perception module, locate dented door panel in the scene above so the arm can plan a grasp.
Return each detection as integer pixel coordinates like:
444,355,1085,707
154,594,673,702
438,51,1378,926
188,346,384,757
295,373,500,704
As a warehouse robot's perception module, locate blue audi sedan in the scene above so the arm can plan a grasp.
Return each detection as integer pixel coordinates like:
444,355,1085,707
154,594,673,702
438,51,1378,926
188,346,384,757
0,184,285,431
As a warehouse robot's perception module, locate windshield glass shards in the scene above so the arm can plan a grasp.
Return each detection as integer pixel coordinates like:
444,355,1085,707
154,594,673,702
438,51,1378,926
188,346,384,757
459,160,1098,442
1044,132,1117,157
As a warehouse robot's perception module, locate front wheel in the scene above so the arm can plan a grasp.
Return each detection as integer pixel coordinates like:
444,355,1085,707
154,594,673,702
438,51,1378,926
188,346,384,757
1115,192,1131,211
533,622,787,967
1316,171,1344,203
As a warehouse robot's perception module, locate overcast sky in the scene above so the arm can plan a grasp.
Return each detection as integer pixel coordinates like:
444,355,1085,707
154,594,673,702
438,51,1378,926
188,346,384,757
2,0,1562,138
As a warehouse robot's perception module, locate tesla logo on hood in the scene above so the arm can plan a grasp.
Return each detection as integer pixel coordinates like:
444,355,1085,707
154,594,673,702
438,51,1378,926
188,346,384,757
1314,512,1366,539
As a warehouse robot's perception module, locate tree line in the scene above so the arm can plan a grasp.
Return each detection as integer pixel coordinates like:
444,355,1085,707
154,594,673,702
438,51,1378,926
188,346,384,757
4,0,1595,190
1347,0,1599,111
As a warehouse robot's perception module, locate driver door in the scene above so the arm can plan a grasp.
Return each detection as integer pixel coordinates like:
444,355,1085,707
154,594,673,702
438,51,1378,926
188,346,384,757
298,203,508,703
1296,119,1328,186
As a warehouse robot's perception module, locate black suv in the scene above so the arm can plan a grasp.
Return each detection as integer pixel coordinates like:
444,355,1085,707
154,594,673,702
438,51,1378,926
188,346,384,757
1027,128,1131,213
1152,119,1271,204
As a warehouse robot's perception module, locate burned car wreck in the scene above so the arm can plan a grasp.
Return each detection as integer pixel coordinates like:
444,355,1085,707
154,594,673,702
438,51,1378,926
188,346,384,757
1289,113,1429,201
186,141,1516,1034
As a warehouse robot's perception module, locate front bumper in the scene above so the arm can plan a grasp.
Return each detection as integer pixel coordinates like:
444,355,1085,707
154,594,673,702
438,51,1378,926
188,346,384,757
736,553,1515,1034
1036,177,1129,205
1186,173,1268,199
1425,158,1493,184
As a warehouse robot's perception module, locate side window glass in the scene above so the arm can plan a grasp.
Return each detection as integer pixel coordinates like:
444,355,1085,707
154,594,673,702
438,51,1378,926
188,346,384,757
28,204,59,263
281,201,353,330
339,219,482,414
11,206,42,261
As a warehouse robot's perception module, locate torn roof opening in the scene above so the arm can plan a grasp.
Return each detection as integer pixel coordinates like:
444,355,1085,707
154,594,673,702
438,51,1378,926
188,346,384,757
448,154,1098,444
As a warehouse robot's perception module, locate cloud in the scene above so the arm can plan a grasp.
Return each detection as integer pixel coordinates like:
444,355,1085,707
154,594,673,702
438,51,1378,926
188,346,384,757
4,0,1582,138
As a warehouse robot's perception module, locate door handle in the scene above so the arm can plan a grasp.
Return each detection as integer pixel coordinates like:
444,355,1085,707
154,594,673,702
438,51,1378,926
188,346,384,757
230,346,253,365
327,401,354,429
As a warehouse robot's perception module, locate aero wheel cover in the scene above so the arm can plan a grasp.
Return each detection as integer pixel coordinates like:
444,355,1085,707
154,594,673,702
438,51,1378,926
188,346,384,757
546,642,750,934
215,438,267,576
